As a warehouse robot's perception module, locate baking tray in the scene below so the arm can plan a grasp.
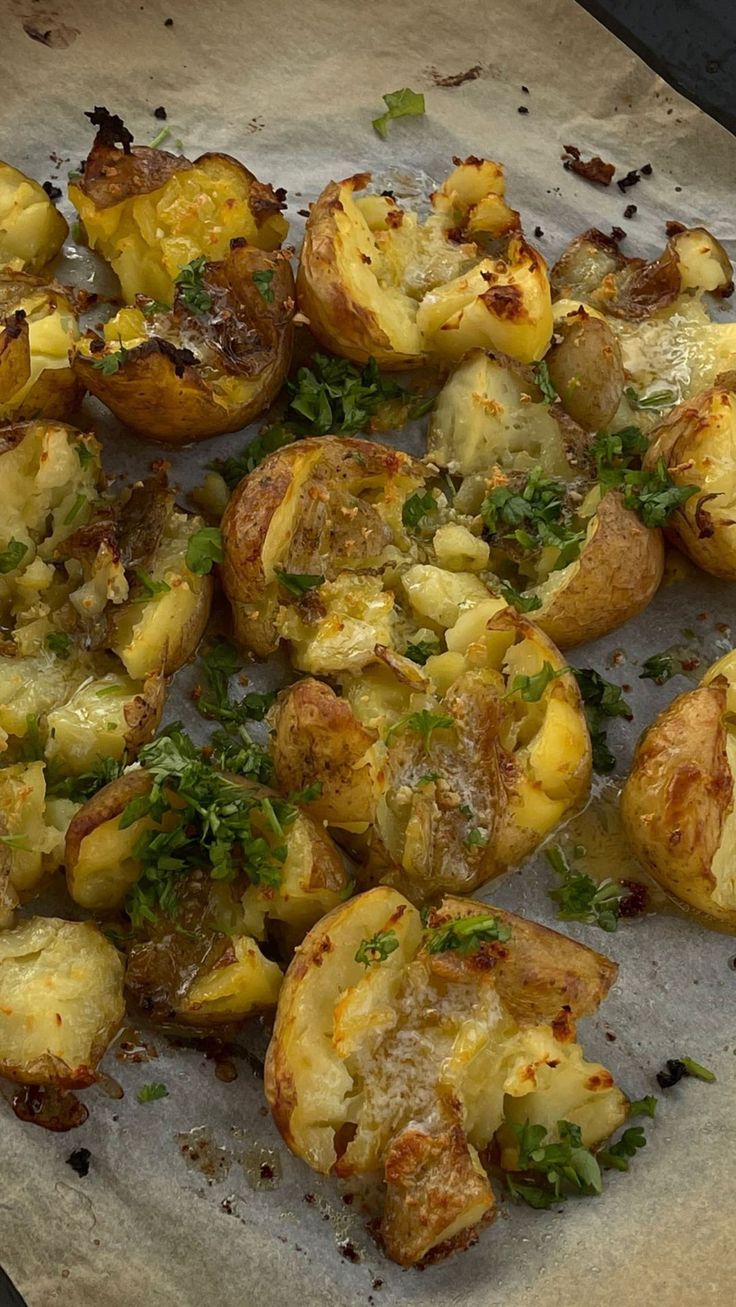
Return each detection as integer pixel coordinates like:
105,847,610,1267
0,1,735,1304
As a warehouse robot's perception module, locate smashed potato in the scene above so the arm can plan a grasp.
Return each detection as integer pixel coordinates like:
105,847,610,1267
270,607,591,899
0,917,124,1087
69,108,287,303
0,161,68,272
0,273,82,422
74,243,295,444
621,651,736,928
266,887,625,1266
298,159,552,367
643,377,736,578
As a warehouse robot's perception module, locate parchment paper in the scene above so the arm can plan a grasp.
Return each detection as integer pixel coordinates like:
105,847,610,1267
0,1,735,1305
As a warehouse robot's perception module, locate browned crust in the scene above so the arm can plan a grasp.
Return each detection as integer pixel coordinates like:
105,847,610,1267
0,312,30,403
536,490,665,648
621,681,735,922
123,670,165,755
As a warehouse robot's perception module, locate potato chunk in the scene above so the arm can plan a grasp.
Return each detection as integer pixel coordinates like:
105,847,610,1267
0,162,68,272
0,917,124,1087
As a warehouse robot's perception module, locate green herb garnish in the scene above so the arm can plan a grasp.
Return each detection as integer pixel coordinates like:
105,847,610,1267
355,929,400,966
212,425,296,490
252,268,275,303
681,1056,716,1083
63,494,88,526
640,653,675,684
534,360,558,404
405,636,440,665
0,538,28,574
507,661,567,703
628,1095,658,1119
424,911,511,954
137,1082,169,1103
624,386,676,411
572,667,632,772
47,756,124,803
507,1119,603,1206
185,526,223,575
372,87,426,139
464,827,489,848
45,632,72,660
175,256,213,314
481,468,586,571
385,709,454,751
598,1126,647,1171
546,846,624,932
498,581,542,613
91,347,129,375
133,569,171,600
75,442,95,470
148,126,171,149
402,489,436,530
274,570,324,596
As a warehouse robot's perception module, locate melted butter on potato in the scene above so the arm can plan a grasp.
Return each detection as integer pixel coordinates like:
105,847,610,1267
265,887,625,1266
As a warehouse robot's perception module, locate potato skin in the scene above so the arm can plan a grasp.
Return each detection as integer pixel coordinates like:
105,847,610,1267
544,309,625,431
534,490,665,648
74,246,295,444
0,273,83,423
644,382,736,578
620,680,736,927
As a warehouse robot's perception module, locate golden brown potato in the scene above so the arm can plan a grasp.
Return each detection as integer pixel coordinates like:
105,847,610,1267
621,654,736,928
0,273,82,422
0,161,68,272
298,160,552,368
0,760,68,906
0,917,124,1087
73,243,295,444
265,887,625,1266
221,436,428,659
270,607,591,899
69,108,288,303
0,311,30,401
550,224,733,318
643,379,736,578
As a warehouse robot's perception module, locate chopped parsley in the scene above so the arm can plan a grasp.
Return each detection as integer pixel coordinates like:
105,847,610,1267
0,833,31,851
598,1126,647,1172
624,386,676,411
185,526,222,575
533,359,558,404
507,661,567,703
46,632,72,660
545,846,624,932
212,425,296,490
274,570,325,596
424,911,511,955
133,569,171,601
137,1082,169,1103
464,827,489,848
640,652,675,684
497,580,542,613
417,771,440,786
572,667,632,772
656,1057,716,1088
252,268,275,303
629,1095,658,1119
0,538,28,574
592,428,697,527
198,639,276,725
63,494,88,526
354,929,399,966
590,425,648,476
505,1119,602,1207
405,636,440,665
288,782,323,804
208,724,274,785
402,489,436,530
75,442,95,470
385,709,454,752
47,756,125,803
481,469,586,572
91,347,129,375
372,87,426,139
175,257,213,314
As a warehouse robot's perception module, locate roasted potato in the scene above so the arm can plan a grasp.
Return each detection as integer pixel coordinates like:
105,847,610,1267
69,108,287,303
0,274,82,422
0,760,67,905
221,436,428,659
298,159,552,368
270,607,591,899
0,162,68,272
643,378,736,578
74,243,295,444
621,651,736,928
265,887,626,1266
544,308,626,431
0,917,124,1087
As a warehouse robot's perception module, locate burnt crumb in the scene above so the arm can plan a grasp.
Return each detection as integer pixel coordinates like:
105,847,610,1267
641,163,653,175
674,185,682,192
297,209,310,218
220,1198,235,1215
164,17,174,25
85,107,134,155
42,181,63,202
624,203,637,219
617,164,651,193
534,225,544,238
605,1031,617,1042
517,105,529,115
342,1192,354,1205
380,189,394,198
521,84,529,93
153,106,168,120
657,1058,688,1088
259,1162,275,1181
372,1280,384,1291
728,956,736,972
67,1147,91,1177
338,1240,361,1264
304,1193,316,1205
562,144,615,186
429,65,483,88
618,880,649,917
610,225,627,242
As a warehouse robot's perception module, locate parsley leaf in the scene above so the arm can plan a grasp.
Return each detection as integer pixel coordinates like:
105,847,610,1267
509,1119,602,1202
481,468,586,571
593,428,698,527
657,1056,716,1086
498,580,542,613
590,425,648,476
372,87,425,139
355,929,399,966
546,846,624,932
640,652,675,684
464,827,489,848
198,639,276,725
599,1126,647,1171
274,570,324,596
175,257,213,313
624,386,676,411
680,1056,716,1082
288,354,415,434
208,724,274,785
402,489,436,530
133,568,171,601
288,782,323,804
534,360,558,404
91,347,129,375
405,635,440,664
185,526,222,575
47,756,125,803
75,442,95,470
417,771,440,786
507,661,567,702
572,667,632,773
252,268,275,303
0,538,28,574
45,632,72,660
63,494,88,526
424,911,511,954
137,1082,169,1103
385,709,454,752
628,1095,658,1119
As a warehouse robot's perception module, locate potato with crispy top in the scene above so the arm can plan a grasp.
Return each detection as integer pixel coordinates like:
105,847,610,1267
298,159,552,367
270,606,591,899
643,377,736,578
69,108,287,304
0,273,82,422
0,917,124,1087
74,243,295,444
265,886,626,1266
621,650,736,928
0,161,68,272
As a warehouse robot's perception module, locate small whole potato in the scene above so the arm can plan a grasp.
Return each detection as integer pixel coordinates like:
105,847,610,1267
545,309,625,431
